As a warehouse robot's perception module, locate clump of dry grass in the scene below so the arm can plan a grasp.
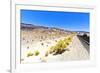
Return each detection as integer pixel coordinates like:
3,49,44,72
27,52,34,57
27,46,29,49
34,50,40,56
32,40,34,42
47,36,73,55
41,43,44,45
22,37,25,40
26,40,29,43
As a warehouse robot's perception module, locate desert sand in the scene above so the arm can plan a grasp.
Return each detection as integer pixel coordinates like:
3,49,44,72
21,24,89,63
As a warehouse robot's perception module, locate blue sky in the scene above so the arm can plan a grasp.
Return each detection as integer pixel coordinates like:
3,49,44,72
21,9,90,32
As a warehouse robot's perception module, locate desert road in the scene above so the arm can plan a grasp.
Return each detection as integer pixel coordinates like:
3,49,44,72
77,35,90,53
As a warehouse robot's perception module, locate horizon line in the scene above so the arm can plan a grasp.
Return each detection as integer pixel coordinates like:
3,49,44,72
21,23,89,32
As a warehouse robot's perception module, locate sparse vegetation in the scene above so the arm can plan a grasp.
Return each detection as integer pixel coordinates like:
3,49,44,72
21,23,77,62
55,40,57,42
45,52,48,57
26,41,29,43
41,36,43,39
23,38,25,40
34,50,40,56
27,46,29,49
27,52,33,57
41,43,44,45
48,36,73,55
40,40,42,42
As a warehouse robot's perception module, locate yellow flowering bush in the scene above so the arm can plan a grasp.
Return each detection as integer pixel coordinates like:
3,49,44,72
48,36,73,55
27,52,33,57
34,50,40,56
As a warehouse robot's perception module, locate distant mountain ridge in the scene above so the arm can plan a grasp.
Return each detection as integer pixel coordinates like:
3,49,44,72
21,23,49,29
21,23,89,34
21,23,71,32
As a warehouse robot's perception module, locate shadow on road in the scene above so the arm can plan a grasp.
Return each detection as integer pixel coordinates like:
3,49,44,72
77,35,90,53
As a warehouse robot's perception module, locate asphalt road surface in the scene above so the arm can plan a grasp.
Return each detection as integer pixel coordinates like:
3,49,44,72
77,35,90,53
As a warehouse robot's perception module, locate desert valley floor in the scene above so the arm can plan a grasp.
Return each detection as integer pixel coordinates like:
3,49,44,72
21,24,89,63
